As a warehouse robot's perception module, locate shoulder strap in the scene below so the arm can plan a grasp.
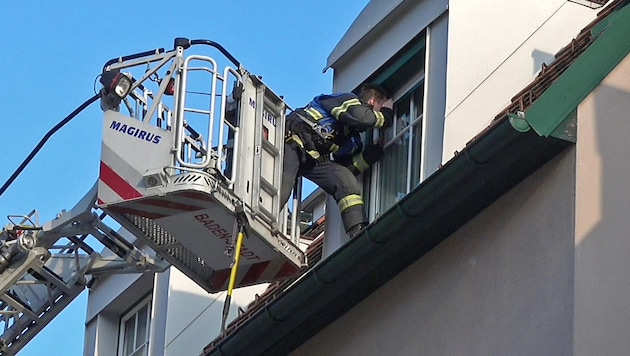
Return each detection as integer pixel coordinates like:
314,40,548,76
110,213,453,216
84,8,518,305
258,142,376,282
296,112,334,140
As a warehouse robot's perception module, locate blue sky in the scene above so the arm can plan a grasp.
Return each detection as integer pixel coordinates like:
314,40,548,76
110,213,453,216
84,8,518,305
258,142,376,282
0,1,369,354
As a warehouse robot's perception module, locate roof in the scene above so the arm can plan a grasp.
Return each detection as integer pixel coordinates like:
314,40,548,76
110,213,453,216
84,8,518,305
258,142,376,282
325,0,404,71
203,1,630,354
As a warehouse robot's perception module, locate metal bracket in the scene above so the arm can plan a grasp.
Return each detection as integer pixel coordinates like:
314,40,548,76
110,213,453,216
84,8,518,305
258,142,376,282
87,254,169,275
507,111,531,133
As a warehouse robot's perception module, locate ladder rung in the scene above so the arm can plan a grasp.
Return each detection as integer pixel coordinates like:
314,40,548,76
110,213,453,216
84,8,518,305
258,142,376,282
31,266,73,296
262,141,280,156
184,107,212,115
260,179,278,194
0,293,38,320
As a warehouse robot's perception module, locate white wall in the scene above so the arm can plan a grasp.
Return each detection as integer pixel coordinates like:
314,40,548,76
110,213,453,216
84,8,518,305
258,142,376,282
162,268,268,356
85,266,270,356
421,12,449,180
443,0,598,161
84,312,119,356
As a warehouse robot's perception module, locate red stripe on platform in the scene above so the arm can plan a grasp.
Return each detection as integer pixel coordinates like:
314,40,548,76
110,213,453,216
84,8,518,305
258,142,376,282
175,191,216,203
239,261,270,286
100,161,143,201
140,198,205,212
211,269,230,291
105,205,168,220
273,261,300,280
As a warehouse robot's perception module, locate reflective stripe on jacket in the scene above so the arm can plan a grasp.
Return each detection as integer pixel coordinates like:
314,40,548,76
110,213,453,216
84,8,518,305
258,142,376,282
285,93,393,160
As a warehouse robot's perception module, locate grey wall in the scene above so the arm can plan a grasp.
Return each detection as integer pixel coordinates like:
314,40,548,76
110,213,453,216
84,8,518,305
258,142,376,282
574,53,630,356
84,312,120,356
293,148,577,356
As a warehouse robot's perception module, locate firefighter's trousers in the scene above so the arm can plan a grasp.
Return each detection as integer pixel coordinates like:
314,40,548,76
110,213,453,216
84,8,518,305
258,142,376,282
280,143,367,232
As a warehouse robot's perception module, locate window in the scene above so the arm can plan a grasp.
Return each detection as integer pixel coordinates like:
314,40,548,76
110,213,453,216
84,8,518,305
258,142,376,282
118,295,151,356
364,32,428,218
377,85,424,214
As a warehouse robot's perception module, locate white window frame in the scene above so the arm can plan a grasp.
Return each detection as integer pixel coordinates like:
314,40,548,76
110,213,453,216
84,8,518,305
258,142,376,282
358,13,448,222
118,294,152,356
369,74,425,219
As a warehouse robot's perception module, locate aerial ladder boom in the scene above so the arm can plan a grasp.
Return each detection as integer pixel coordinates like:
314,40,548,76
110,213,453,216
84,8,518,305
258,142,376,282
0,38,306,355
0,184,168,355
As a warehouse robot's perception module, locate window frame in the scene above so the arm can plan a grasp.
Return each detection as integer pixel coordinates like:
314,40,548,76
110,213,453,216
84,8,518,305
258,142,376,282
117,294,152,356
368,78,425,219
363,33,428,220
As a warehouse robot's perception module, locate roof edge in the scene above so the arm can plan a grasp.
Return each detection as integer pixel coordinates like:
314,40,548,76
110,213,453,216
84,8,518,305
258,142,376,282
324,0,406,72
525,1,630,136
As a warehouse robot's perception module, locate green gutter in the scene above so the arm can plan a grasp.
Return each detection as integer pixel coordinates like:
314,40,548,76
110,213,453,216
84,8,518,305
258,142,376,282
205,3,630,356
525,2,630,137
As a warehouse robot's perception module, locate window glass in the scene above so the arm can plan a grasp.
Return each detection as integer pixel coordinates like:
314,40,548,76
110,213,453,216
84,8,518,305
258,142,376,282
395,95,411,136
124,318,135,355
378,129,409,213
383,113,395,143
136,304,148,348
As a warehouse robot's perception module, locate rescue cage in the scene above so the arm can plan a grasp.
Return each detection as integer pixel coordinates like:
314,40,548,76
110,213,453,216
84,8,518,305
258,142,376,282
97,38,306,293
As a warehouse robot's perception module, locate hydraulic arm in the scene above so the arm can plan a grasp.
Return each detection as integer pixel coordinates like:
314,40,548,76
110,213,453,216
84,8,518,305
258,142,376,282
0,184,168,355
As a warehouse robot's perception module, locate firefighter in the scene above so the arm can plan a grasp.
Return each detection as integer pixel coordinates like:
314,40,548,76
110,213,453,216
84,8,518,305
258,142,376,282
281,84,394,238
332,131,386,177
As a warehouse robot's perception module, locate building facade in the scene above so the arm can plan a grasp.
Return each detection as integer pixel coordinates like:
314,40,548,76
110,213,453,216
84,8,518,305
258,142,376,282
86,1,630,355
291,1,630,355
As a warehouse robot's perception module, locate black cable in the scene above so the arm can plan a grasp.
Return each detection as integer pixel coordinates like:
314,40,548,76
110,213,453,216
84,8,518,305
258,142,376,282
189,39,241,68
0,93,100,198
103,48,166,70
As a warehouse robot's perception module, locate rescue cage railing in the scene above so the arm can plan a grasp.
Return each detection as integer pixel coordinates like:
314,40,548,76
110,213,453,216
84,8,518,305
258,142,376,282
103,38,241,177
101,37,303,243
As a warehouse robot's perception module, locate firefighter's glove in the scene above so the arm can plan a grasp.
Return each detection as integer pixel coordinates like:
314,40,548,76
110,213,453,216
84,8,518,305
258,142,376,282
362,143,384,165
339,144,383,176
